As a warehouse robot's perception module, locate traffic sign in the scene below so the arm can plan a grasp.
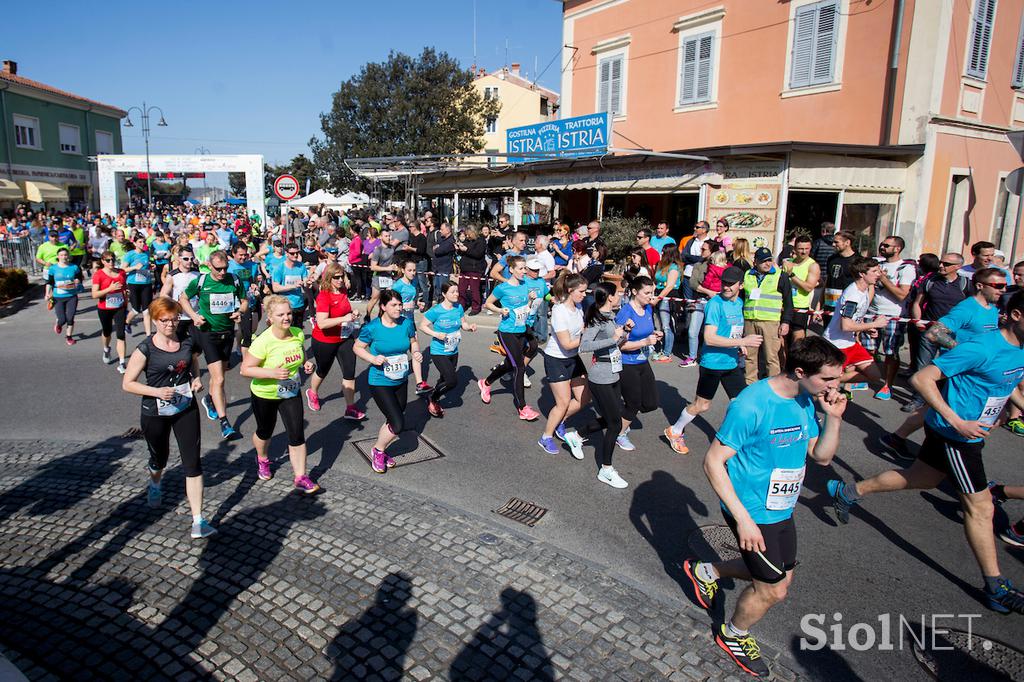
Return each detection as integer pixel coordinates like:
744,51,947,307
1005,167,1024,196
273,174,300,201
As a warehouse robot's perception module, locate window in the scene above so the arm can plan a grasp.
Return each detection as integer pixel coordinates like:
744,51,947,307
13,114,40,149
95,130,114,154
59,123,80,154
484,86,499,101
943,174,972,253
966,0,996,80
485,117,497,134
598,54,624,117
1013,13,1024,88
789,1,839,89
540,97,549,116
679,32,714,105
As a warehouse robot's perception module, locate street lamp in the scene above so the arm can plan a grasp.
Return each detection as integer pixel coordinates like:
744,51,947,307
194,146,211,198
123,101,168,206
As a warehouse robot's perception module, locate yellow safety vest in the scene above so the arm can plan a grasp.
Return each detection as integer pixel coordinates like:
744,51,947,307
743,269,784,321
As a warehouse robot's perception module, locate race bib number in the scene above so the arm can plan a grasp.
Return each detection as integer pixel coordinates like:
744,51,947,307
55,279,73,289
512,305,530,327
105,293,124,308
208,293,237,315
749,288,762,301
284,275,302,287
377,276,393,289
155,250,169,261
403,301,415,311
980,395,1010,426
443,331,461,353
383,353,409,381
729,324,745,340
277,373,300,399
156,383,193,416
608,347,622,373
765,466,805,511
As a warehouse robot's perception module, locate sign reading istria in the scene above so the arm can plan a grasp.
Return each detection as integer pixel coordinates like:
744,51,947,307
507,112,611,163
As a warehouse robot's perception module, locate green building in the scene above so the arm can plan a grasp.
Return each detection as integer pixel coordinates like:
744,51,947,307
0,59,125,211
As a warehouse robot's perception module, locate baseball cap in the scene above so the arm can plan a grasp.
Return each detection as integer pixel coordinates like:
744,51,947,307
754,247,773,263
720,266,744,286
525,258,543,271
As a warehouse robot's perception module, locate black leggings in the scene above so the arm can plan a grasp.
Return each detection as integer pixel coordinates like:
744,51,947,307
140,405,202,477
312,337,357,381
128,283,153,313
485,331,539,410
239,306,260,348
97,307,127,340
430,353,459,403
251,393,306,446
581,381,623,467
53,296,78,327
371,382,409,435
619,362,658,423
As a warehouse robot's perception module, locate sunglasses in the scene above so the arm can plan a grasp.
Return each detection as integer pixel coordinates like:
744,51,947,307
211,265,227,273
102,258,114,262
287,251,299,256
982,281,1007,290
331,274,344,280
939,261,960,267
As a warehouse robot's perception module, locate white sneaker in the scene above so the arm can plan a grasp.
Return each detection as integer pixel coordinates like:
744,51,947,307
102,349,115,365
616,433,636,451
523,374,532,388
598,467,628,488
564,430,586,460
117,362,127,375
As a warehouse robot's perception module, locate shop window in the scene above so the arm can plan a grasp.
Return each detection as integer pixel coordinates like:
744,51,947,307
13,114,40,149
59,123,80,154
95,130,114,154
789,1,839,88
841,202,896,256
966,0,996,80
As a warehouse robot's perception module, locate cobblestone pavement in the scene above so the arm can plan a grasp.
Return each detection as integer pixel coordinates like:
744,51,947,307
0,438,798,681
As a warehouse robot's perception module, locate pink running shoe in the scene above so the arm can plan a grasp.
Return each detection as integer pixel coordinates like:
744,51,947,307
65,337,76,346
294,475,320,493
54,323,62,334
371,448,387,474
518,405,541,421
305,389,321,412
384,453,396,468
344,404,367,421
257,456,272,480
478,379,491,404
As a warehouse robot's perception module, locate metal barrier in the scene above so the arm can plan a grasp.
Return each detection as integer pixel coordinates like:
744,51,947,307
0,238,44,275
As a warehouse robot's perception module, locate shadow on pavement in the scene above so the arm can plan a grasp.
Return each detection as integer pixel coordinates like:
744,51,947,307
788,634,863,682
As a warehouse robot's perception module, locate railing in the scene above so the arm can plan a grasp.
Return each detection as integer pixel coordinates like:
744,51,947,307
0,237,45,276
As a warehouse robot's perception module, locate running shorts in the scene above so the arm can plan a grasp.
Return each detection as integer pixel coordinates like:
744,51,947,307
840,343,873,368
724,512,797,584
543,353,586,383
695,365,746,401
195,329,235,364
916,424,987,495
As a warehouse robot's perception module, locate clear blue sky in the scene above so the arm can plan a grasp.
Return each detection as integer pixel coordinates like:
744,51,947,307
6,0,563,168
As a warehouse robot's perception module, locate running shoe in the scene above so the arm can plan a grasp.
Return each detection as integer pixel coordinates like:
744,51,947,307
648,352,664,362
597,466,628,488
343,405,367,421
384,453,396,468
489,342,504,355
202,395,218,421
190,518,218,539
518,405,541,421
538,435,559,455
678,356,697,368
220,423,242,441
146,484,162,508
826,479,859,524
65,337,76,346
999,521,1024,547
486,309,494,316
477,379,491,404
53,323,61,334
847,382,868,391
664,426,689,455
901,395,926,413
1004,418,1024,437
46,297,54,311
682,559,718,610
563,430,586,460
102,348,115,365
522,374,532,388
554,422,567,441
874,385,892,401
305,389,321,412
415,381,433,395
428,400,444,418
986,578,1024,615
257,456,272,480
714,624,769,678
117,362,127,375
125,321,134,336
878,433,914,464
294,475,320,494
371,447,387,474
652,353,673,364
616,432,636,451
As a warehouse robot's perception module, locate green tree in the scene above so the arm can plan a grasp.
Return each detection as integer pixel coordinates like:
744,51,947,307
228,172,247,198
310,48,498,193
265,154,320,198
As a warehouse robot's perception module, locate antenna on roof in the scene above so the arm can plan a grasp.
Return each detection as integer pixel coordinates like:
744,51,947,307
472,0,477,71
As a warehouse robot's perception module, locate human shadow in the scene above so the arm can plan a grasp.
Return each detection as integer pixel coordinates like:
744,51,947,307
325,572,418,680
449,588,554,681
788,634,863,682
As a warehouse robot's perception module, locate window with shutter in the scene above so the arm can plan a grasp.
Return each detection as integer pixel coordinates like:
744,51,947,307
1012,13,1024,87
95,130,114,155
599,59,611,113
679,32,714,105
59,123,80,154
598,55,624,116
609,57,622,116
789,1,839,89
966,0,996,79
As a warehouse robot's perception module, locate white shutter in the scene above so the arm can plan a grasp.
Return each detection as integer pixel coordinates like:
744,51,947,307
1014,15,1024,88
696,33,713,101
610,57,622,115
598,59,611,112
811,2,837,84
967,0,996,79
95,130,114,155
680,37,698,104
59,124,79,153
789,4,816,88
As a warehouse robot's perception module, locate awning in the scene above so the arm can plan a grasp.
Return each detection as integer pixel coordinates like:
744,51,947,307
417,163,720,194
843,191,900,205
22,180,69,203
788,152,907,191
0,178,22,200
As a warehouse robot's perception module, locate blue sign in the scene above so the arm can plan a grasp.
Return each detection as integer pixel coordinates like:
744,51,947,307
506,112,611,163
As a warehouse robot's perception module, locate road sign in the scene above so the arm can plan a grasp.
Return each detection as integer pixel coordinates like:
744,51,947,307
273,174,300,201
1005,167,1024,196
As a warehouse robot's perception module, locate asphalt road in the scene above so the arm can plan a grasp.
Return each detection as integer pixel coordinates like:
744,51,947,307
2,288,1023,680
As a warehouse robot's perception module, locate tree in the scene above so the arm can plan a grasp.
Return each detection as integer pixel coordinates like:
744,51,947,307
310,48,498,193
228,172,247,198
264,154,320,198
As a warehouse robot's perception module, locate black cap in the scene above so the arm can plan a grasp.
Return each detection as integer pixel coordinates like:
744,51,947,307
754,247,773,262
720,266,744,285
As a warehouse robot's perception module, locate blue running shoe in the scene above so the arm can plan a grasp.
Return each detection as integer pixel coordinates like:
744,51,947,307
190,518,218,539
146,483,162,508
987,578,1024,614
826,479,858,524
537,436,559,455
202,395,218,421
847,382,868,391
554,422,567,442
220,423,242,441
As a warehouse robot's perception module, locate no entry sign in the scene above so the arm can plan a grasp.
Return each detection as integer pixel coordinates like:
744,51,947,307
273,174,300,201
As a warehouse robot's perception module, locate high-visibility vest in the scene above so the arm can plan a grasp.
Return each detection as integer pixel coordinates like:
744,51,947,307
788,258,814,310
743,269,784,321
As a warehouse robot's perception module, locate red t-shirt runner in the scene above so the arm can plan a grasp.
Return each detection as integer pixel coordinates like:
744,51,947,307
312,290,354,342
92,269,127,310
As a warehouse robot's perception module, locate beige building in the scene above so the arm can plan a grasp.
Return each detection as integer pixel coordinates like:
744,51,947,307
473,63,559,160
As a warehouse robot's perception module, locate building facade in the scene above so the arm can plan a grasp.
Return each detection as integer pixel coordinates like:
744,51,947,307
473,64,560,160
0,60,125,211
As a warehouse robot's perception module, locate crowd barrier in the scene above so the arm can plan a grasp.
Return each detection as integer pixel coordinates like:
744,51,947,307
0,238,44,276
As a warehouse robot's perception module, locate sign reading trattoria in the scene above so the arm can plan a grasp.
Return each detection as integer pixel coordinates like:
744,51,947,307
507,112,611,163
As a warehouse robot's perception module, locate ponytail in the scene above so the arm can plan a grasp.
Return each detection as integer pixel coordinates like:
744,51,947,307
551,271,586,302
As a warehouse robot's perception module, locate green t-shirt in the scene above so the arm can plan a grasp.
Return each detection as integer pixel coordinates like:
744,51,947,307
247,326,305,400
35,241,62,265
70,228,86,256
110,241,127,259
196,243,218,273
183,273,246,332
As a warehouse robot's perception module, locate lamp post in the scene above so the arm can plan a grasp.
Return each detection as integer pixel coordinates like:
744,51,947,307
123,101,168,207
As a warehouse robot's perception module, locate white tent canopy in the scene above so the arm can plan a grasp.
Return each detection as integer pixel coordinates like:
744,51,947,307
284,189,369,210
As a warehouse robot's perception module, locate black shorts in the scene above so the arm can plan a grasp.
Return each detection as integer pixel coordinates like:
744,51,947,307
695,365,746,401
790,311,810,330
127,283,153,313
312,337,357,381
724,512,797,584
917,424,987,495
543,353,586,383
195,329,235,364
97,307,127,340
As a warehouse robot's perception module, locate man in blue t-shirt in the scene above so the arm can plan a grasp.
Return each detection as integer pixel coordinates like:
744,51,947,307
681,336,847,678
665,267,764,454
828,291,1024,616
649,221,677,255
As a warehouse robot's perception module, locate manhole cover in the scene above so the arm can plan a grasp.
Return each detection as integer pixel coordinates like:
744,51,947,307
493,498,547,527
350,431,445,468
913,628,1024,680
688,524,740,562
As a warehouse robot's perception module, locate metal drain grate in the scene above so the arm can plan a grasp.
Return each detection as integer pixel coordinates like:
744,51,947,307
688,524,740,562
913,628,1024,680
350,431,446,468
493,498,548,527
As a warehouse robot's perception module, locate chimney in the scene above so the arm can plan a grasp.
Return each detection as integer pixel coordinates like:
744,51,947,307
2,60,17,75
510,62,520,76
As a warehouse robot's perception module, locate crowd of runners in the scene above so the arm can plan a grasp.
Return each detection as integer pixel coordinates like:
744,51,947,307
13,200,1024,677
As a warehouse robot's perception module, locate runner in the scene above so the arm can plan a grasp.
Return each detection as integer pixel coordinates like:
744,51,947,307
228,242,261,360
271,243,313,328
665,267,763,455
179,250,247,441
150,230,172,284
239,295,320,493
365,229,398,321
538,273,590,458
159,246,200,342
821,256,889,392
520,258,551,388
123,234,154,337
195,231,218,274
420,281,478,417
48,247,83,346
121,297,216,538
683,336,847,677
91,250,128,373
308,262,366,421
827,291,1024,615
35,229,62,304
479,255,542,420
353,289,423,473
614,275,663,451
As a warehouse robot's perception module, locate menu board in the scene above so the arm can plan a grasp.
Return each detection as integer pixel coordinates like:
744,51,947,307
706,183,779,250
